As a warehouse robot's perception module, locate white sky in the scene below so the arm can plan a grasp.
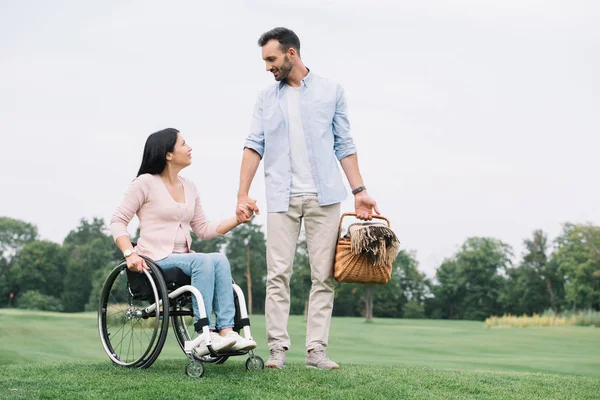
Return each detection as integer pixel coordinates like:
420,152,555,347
1,0,598,277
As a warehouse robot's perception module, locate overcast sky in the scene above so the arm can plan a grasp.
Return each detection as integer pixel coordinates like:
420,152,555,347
1,0,598,277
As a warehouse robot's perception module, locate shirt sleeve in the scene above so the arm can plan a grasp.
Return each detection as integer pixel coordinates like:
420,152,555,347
110,176,149,241
332,85,357,160
244,91,265,158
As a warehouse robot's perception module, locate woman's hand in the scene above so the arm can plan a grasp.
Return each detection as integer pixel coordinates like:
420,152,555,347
236,203,254,224
126,253,149,273
236,195,259,223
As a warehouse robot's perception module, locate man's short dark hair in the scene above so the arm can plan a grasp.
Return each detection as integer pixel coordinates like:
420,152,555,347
257,27,301,55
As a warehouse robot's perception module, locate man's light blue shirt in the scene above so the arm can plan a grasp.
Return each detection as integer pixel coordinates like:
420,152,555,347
244,71,357,213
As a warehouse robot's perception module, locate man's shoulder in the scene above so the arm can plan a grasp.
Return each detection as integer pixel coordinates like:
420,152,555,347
258,82,280,98
311,73,342,88
310,73,343,98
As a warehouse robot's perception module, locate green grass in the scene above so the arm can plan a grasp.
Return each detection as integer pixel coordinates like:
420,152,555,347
1,309,599,399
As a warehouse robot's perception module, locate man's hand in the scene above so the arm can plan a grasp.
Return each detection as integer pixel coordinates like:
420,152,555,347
354,191,380,220
237,194,260,223
236,204,254,224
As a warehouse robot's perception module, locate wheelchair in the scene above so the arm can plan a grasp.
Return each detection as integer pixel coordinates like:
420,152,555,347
97,254,264,377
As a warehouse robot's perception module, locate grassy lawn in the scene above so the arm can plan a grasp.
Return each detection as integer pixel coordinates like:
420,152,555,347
1,309,599,399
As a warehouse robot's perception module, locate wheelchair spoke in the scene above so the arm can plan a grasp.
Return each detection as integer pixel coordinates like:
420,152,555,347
125,321,133,361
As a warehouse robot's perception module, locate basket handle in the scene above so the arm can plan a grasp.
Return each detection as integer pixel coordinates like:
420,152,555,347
337,212,391,239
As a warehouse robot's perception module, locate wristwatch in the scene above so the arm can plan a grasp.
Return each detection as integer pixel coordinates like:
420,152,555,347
352,185,367,195
124,249,136,258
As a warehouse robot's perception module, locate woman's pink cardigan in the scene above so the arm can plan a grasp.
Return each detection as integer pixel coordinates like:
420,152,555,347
110,173,220,261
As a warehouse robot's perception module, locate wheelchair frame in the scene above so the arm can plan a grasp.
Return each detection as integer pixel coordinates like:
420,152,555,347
97,255,264,377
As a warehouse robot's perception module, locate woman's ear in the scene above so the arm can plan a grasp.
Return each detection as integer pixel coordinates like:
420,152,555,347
166,153,173,161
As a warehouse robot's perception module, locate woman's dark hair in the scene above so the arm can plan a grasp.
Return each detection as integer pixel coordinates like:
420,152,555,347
136,128,179,177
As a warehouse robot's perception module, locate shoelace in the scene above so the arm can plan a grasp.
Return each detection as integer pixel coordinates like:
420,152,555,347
311,350,328,360
270,348,285,359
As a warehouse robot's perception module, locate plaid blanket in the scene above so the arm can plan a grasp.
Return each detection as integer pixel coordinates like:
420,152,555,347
343,222,400,266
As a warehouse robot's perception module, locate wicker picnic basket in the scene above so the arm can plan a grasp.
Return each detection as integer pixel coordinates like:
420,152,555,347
333,213,399,285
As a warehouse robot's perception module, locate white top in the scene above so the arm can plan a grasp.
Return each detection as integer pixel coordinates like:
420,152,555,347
172,224,188,253
286,85,317,196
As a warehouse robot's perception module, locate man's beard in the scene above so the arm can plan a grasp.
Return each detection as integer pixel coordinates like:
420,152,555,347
274,55,293,81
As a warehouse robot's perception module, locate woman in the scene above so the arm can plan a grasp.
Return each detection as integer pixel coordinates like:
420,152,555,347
110,128,256,355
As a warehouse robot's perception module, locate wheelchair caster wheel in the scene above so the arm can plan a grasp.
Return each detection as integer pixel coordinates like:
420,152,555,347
245,355,264,371
186,362,204,378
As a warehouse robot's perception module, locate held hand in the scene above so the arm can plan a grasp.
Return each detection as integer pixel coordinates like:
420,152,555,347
126,253,149,273
354,192,381,220
236,204,254,224
237,195,260,223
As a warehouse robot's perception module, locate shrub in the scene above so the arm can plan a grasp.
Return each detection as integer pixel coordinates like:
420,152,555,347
17,290,63,312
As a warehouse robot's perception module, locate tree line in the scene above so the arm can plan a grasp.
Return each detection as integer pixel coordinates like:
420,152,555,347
0,216,598,319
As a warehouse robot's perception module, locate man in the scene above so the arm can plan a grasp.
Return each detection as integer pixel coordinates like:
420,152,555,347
236,27,379,370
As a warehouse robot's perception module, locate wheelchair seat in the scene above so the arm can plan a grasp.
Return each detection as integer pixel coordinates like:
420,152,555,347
161,267,191,290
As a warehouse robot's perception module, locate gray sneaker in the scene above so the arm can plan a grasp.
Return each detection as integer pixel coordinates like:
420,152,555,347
306,344,339,369
265,346,287,369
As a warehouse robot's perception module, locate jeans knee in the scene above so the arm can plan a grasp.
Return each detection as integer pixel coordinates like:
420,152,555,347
190,253,212,273
210,252,230,268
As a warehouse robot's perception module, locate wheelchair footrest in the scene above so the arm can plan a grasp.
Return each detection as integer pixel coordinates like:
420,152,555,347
193,318,210,333
234,318,250,331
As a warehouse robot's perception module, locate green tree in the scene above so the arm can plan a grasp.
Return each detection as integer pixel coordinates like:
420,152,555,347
429,259,463,319
552,223,600,311
431,237,512,320
396,250,430,310
523,230,565,313
63,217,119,260
85,260,118,312
333,282,362,317
8,240,67,300
190,233,226,254
225,221,267,314
60,218,119,312
0,217,38,306
0,257,9,306
500,230,565,315
64,217,108,247
62,238,114,312
0,217,38,261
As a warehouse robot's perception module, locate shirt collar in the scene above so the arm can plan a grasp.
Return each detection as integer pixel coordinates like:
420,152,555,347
279,68,312,90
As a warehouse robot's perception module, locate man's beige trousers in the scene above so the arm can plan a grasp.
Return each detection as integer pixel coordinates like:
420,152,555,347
265,195,340,351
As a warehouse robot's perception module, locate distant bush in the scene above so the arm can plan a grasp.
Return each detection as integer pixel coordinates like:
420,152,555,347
17,290,63,312
485,309,599,328
403,300,426,319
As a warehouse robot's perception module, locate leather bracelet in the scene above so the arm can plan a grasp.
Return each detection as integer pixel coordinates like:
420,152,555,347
352,185,366,195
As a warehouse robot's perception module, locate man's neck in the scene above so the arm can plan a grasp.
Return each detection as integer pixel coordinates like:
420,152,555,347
286,65,309,87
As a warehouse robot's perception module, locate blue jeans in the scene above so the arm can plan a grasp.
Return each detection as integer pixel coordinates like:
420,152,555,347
155,252,235,331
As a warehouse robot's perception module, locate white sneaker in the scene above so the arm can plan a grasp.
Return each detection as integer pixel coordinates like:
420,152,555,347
225,331,257,351
194,332,236,356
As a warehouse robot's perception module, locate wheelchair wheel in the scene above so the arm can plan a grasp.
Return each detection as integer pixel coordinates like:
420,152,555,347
245,355,264,371
98,258,170,368
186,361,204,378
171,296,229,364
